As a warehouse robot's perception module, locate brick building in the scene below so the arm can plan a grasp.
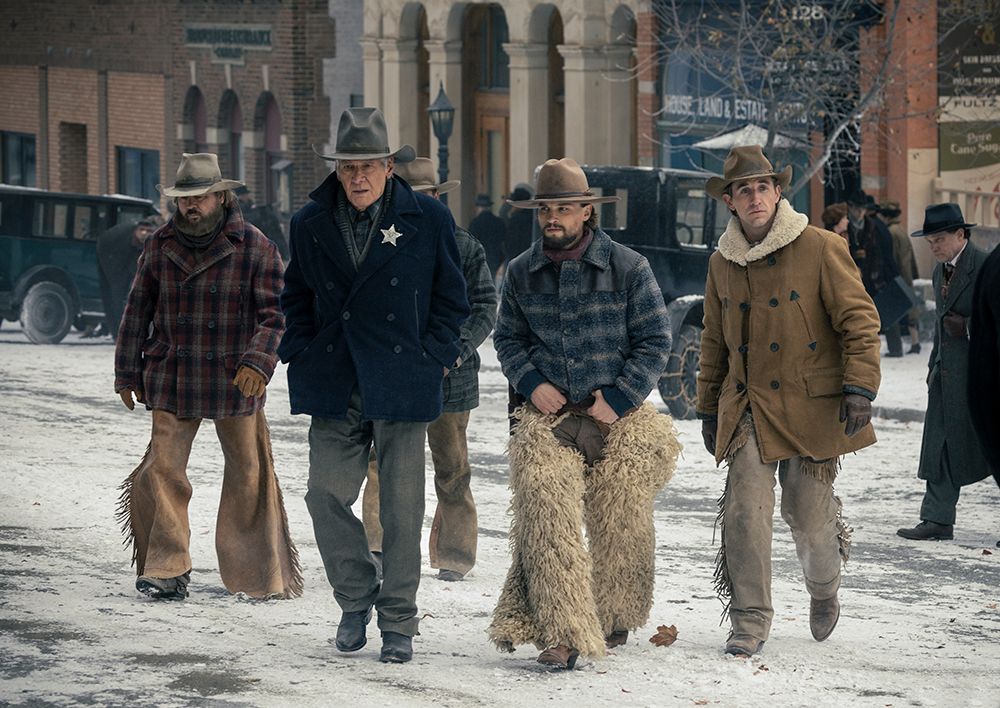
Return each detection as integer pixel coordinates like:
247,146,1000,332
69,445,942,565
0,0,347,215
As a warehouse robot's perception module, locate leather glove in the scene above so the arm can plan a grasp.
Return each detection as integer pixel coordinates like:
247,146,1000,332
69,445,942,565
702,418,718,455
839,393,871,437
118,387,145,411
942,311,968,338
233,366,267,398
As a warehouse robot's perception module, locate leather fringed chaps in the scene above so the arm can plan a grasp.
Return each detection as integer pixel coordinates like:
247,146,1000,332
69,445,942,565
489,402,681,658
116,410,302,599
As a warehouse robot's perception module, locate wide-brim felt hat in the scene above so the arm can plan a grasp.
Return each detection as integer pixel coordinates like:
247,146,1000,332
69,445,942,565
393,157,459,194
705,145,792,200
159,153,243,197
474,193,493,207
506,158,619,209
312,107,415,163
910,202,976,237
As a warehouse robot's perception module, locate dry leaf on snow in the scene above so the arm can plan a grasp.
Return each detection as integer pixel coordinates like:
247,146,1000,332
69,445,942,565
649,624,679,647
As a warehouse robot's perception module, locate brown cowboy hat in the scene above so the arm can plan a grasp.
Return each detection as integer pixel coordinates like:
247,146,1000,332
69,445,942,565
705,145,792,200
393,157,460,194
506,158,619,209
312,107,415,163
158,153,243,198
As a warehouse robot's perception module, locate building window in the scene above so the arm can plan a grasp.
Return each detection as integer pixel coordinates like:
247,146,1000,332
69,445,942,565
2,131,37,187
116,147,160,202
478,6,509,89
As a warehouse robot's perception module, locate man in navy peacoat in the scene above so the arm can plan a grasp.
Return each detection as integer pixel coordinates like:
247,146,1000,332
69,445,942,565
279,107,468,664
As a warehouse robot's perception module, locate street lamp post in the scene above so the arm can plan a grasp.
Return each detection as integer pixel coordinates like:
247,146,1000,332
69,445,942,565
427,82,455,206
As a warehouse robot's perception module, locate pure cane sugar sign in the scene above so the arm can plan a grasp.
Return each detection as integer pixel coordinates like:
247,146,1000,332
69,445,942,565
938,1,1000,175
185,24,272,65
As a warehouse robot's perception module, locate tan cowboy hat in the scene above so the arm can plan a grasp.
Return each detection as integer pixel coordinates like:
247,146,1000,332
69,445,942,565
506,158,619,209
312,107,415,163
393,157,460,194
158,153,243,198
705,145,792,200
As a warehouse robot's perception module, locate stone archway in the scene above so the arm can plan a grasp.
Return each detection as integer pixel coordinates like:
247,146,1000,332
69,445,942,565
217,90,244,183
182,86,208,153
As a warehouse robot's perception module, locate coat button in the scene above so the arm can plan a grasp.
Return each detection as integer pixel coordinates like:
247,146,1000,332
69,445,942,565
386,313,395,321
342,311,351,320
393,345,402,354
770,342,779,352
206,352,214,360
209,285,217,293
738,345,748,354
326,344,333,352
208,321,216,329
326,281,334,290
736,382,745,392
390,277,399,286
770,380,780,389
177,315,185,324
769,298,779,307
739,302,750,311
177,349,186,358
767,255,777,266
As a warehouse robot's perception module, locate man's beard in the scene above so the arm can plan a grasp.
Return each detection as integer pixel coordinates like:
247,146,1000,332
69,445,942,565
542,226,585,250
175,201,226,236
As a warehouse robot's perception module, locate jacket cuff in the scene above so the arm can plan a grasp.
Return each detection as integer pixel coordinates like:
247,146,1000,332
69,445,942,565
601,386,634,418
515,369,547,400
239,353,276,381
843,384,876,401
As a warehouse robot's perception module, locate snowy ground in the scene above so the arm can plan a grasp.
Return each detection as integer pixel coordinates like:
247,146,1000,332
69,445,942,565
1,326,998,707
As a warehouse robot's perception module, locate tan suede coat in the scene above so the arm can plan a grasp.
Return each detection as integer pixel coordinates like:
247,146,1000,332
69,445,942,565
697,200,882,464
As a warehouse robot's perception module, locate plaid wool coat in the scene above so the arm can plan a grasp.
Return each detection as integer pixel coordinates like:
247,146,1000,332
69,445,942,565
114,206,284,419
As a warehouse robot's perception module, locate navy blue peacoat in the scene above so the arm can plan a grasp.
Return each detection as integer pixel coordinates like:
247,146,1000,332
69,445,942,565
279,173,469,421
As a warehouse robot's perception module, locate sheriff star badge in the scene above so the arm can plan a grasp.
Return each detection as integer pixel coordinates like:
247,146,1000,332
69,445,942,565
381,224,402,246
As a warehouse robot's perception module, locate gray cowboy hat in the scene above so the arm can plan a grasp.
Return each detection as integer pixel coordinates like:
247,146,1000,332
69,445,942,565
705,145,792,201
910,202,976,238
158,153,244,198
393,157,459,194
312,107,415,163
506,158,619,209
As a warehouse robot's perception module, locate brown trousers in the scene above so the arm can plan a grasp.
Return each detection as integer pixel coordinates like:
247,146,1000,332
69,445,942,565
721,423,843,641
363,410,478,575
118,409,302,598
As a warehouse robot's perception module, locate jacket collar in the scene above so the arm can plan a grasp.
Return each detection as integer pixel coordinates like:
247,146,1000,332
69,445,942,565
528,227,613,272
716,199,809,266
160,206,243,278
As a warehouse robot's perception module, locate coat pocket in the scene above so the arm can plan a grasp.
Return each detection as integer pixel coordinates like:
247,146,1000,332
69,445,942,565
804,368,843,397
141,339,170,359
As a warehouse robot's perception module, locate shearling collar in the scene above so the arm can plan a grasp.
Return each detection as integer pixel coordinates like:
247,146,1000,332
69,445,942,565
716,199,809,266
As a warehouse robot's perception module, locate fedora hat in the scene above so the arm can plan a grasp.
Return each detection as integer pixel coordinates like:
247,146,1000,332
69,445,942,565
474,193,493,207
705,145,792,200
910,202,976,237
393,157,459,194
158,153,243,198
506,158,618,209
312,107,415,163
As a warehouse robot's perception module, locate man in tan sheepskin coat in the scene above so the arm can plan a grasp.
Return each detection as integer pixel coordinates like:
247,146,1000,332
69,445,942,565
697,145,881,658
488,158,681,669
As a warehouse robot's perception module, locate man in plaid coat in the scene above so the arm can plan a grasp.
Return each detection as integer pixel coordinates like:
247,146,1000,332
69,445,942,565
115,153,301,602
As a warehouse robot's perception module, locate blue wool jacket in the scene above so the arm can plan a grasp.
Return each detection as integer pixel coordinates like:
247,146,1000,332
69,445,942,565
278,173,469,421
494,228,671,417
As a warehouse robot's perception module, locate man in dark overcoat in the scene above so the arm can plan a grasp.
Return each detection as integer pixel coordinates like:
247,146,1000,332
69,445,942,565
97,215,159,337
846,190,901,356
362,157,497,582
115,153,301,601
468,193,507,282
279,108,468,664
968,242,1000,547
898,203,993,541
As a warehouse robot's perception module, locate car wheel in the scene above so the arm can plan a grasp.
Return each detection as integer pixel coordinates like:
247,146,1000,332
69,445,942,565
19,281,74,344
658,323,701,420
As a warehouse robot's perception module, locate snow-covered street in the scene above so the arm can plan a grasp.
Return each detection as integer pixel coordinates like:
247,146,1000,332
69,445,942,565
1,326,998,707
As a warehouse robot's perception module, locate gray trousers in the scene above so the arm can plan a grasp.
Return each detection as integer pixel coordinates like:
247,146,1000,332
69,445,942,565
724,425,842,642
919,443,961,525
305,391,427,636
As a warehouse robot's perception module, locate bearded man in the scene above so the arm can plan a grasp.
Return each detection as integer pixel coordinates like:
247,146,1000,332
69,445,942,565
488,158,681,669
115,152,301,601
698,145,881,657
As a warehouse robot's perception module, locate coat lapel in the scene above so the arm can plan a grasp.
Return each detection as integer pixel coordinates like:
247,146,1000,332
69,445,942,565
304,209,355,282
943,244,977,310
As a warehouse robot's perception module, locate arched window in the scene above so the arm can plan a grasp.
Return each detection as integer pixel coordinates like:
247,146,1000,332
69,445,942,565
219,90,244,182
182,86,208,153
